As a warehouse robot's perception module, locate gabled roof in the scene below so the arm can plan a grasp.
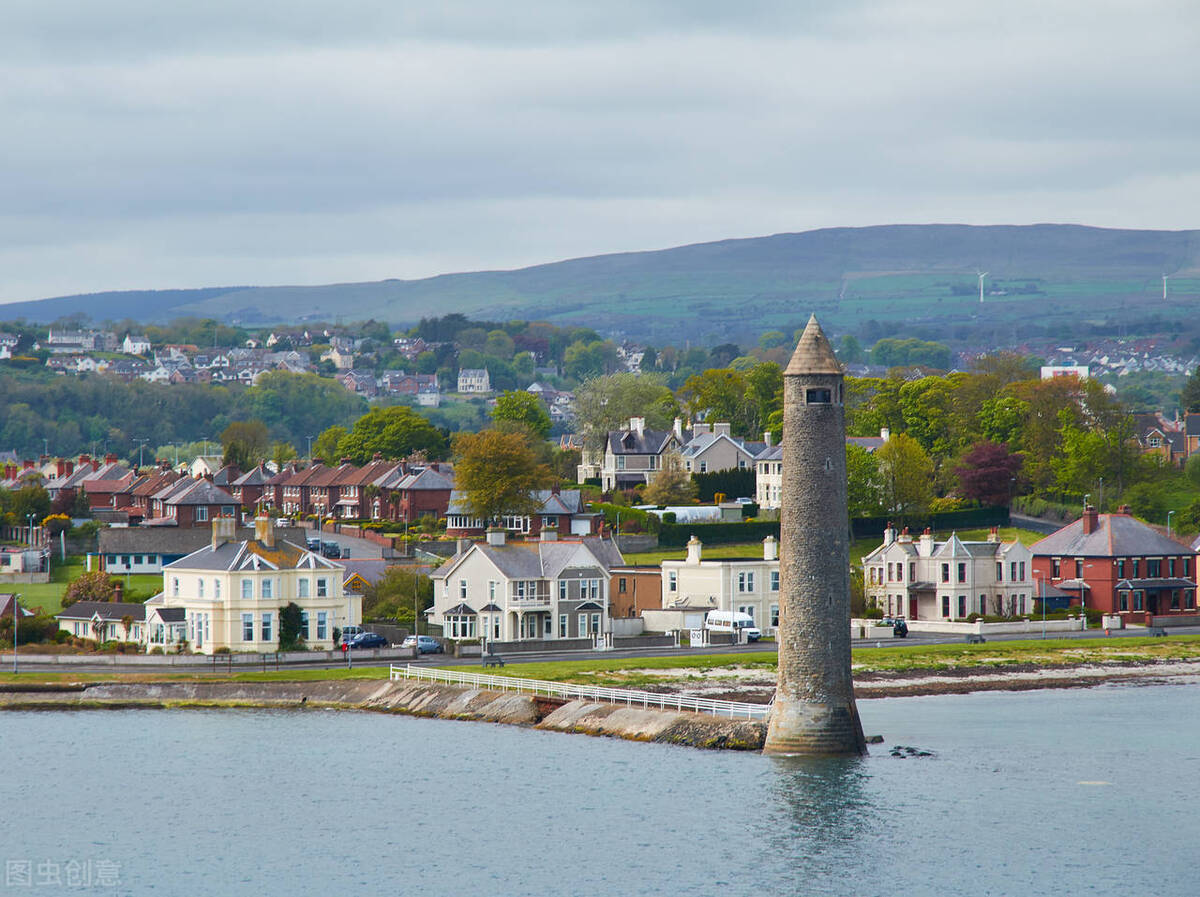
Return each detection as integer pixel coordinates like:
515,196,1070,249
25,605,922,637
165,479,238,506
55,601,147,622
165,538,342,572
608,429,683,456
99,525,308,554
1032,513,1192,558
0,595,35,618
232,464,273,487
435,536,623,583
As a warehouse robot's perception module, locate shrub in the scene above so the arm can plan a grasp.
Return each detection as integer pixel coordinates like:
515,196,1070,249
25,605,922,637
149,646,164,655
213,646,232,654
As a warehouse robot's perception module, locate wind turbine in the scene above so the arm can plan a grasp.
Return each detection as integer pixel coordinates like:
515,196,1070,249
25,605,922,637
978,271,988,303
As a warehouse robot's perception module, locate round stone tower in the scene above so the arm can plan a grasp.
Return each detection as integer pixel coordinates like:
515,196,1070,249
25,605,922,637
764,314,866,755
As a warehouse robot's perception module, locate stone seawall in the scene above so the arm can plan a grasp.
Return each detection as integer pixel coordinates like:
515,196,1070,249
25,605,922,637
0,680,766,751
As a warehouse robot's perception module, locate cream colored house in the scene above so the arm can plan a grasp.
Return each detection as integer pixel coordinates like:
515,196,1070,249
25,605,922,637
680,424,767,476
862,526,1034,621
429,530,623,643
660,536,781,634
160,517,358,654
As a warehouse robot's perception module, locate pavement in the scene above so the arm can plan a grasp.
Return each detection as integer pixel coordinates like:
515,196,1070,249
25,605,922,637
15,625,1198,675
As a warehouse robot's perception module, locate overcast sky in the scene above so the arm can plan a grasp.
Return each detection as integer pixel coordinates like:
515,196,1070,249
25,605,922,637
2,0,1197,302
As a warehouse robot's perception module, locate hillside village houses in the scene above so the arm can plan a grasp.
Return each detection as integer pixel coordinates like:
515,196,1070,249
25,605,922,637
862,525,1035,621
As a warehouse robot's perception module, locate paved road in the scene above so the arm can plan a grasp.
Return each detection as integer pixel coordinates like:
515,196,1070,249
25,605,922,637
14,625,1197,675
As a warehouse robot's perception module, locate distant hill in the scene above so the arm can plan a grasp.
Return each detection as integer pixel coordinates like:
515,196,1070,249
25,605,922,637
5,224,1200,344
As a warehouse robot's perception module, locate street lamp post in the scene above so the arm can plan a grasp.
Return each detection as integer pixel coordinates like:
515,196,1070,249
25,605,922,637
1038,575,1046,639
346,595,353,670
12,592,19,675
1167,511,1175,540
306,435,314,460
134,437,149,470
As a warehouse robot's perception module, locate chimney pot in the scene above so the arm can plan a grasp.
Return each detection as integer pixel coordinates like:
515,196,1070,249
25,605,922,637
486,527,506,547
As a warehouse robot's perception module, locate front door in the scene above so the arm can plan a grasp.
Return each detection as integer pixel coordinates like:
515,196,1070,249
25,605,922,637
909,597,919,620
1147,594,1159,616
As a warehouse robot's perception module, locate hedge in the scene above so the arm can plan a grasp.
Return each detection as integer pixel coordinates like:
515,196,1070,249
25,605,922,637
657,506,1011,547
692,468,756,503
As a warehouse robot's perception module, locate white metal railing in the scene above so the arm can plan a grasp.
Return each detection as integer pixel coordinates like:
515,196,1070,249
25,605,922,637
389,664,770,720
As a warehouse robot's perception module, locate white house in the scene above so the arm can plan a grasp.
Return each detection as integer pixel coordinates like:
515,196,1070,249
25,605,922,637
861,526,1034,621
158,517,357,654
429,531,623,643
123,334,152,356
457,368,491,394
660,535,781,634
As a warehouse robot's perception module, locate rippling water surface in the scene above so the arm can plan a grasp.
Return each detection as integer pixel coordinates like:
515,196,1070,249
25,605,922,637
2,682,1196,896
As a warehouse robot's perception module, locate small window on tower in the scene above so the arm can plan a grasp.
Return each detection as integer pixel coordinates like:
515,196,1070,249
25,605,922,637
806,388,832,404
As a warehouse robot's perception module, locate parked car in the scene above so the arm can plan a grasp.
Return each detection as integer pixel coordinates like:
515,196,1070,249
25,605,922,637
305,537,321,552
348,632,389,649
402,635,443,654
339,625,364,646
320,540,342,559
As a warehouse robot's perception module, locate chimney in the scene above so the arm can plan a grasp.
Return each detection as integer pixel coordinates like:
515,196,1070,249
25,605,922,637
694,422,711,436
884,523,897,545
686,534,703,564
22,459,34,470
112,580,123,602
372,452,383,461
880,427,890,441
713,422,731,437
919,527,934,555
763,535,777,561
486,527,506,547
1081,505,1099,534
456,538,470,555
254,514,275,548
540,529,558,542
630,417,645,437
105,453,118,464
763,430,773,447
211,516,237,549
988,525,1000,543
898,526,912,543
673,418,683,439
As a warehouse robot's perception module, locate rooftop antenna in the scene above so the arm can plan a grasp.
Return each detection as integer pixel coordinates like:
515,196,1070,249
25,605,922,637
978,271,988,303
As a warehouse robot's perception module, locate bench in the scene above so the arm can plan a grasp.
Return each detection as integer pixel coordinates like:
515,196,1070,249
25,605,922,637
482,656,505,668
965,634,986,644
1149,627,1168,637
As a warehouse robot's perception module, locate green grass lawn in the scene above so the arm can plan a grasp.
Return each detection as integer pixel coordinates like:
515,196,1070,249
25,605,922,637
625,526,1044,568
12,556,163,615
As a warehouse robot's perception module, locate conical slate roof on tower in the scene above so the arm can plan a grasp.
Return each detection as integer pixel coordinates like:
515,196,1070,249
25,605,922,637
785,314,842,376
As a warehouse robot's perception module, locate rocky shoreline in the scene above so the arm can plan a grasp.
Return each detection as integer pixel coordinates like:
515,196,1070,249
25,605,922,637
674,659,1200,703
0,679,766,751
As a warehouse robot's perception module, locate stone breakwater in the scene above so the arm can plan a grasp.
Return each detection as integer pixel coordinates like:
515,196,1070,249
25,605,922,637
0,680,766,751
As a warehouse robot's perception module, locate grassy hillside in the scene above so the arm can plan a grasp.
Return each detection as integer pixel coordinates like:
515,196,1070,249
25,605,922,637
6,224,1200,344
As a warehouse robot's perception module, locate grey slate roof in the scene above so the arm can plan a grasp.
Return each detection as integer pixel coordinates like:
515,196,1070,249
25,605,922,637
56,601,147,622
165,538,342,572
1032,513,1192,558
100,526,308,554
445,488,582,517
608,429,683,455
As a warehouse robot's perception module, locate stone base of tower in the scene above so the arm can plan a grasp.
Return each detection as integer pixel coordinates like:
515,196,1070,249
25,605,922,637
763,697,868,756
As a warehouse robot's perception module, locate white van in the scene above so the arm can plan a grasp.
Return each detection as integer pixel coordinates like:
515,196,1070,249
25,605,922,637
704,610,761,642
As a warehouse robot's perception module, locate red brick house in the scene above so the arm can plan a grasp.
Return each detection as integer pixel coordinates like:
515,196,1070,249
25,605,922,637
373,464,454,523
1030,506,1197,625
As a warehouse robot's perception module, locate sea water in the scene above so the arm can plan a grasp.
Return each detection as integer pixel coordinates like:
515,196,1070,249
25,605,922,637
1,682,1196,897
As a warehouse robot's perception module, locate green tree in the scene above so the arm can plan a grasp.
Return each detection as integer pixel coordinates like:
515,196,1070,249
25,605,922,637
311,425,347,463
363,568,434,622
221,419,271,470
846,443,884,517
271,441,299,467
1182,368,1200,412
278,602,304,650
573,373,679,452
336,406,448,463
563,339,619,380
875,433,934,518
642,460,698,505
758,330,787,350
837,334,864,364
491,391,552,439
977,395,1029,446
452,429,555,523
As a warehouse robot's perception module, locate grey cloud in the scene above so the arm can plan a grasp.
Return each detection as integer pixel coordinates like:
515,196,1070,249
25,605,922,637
1,0,1198,302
